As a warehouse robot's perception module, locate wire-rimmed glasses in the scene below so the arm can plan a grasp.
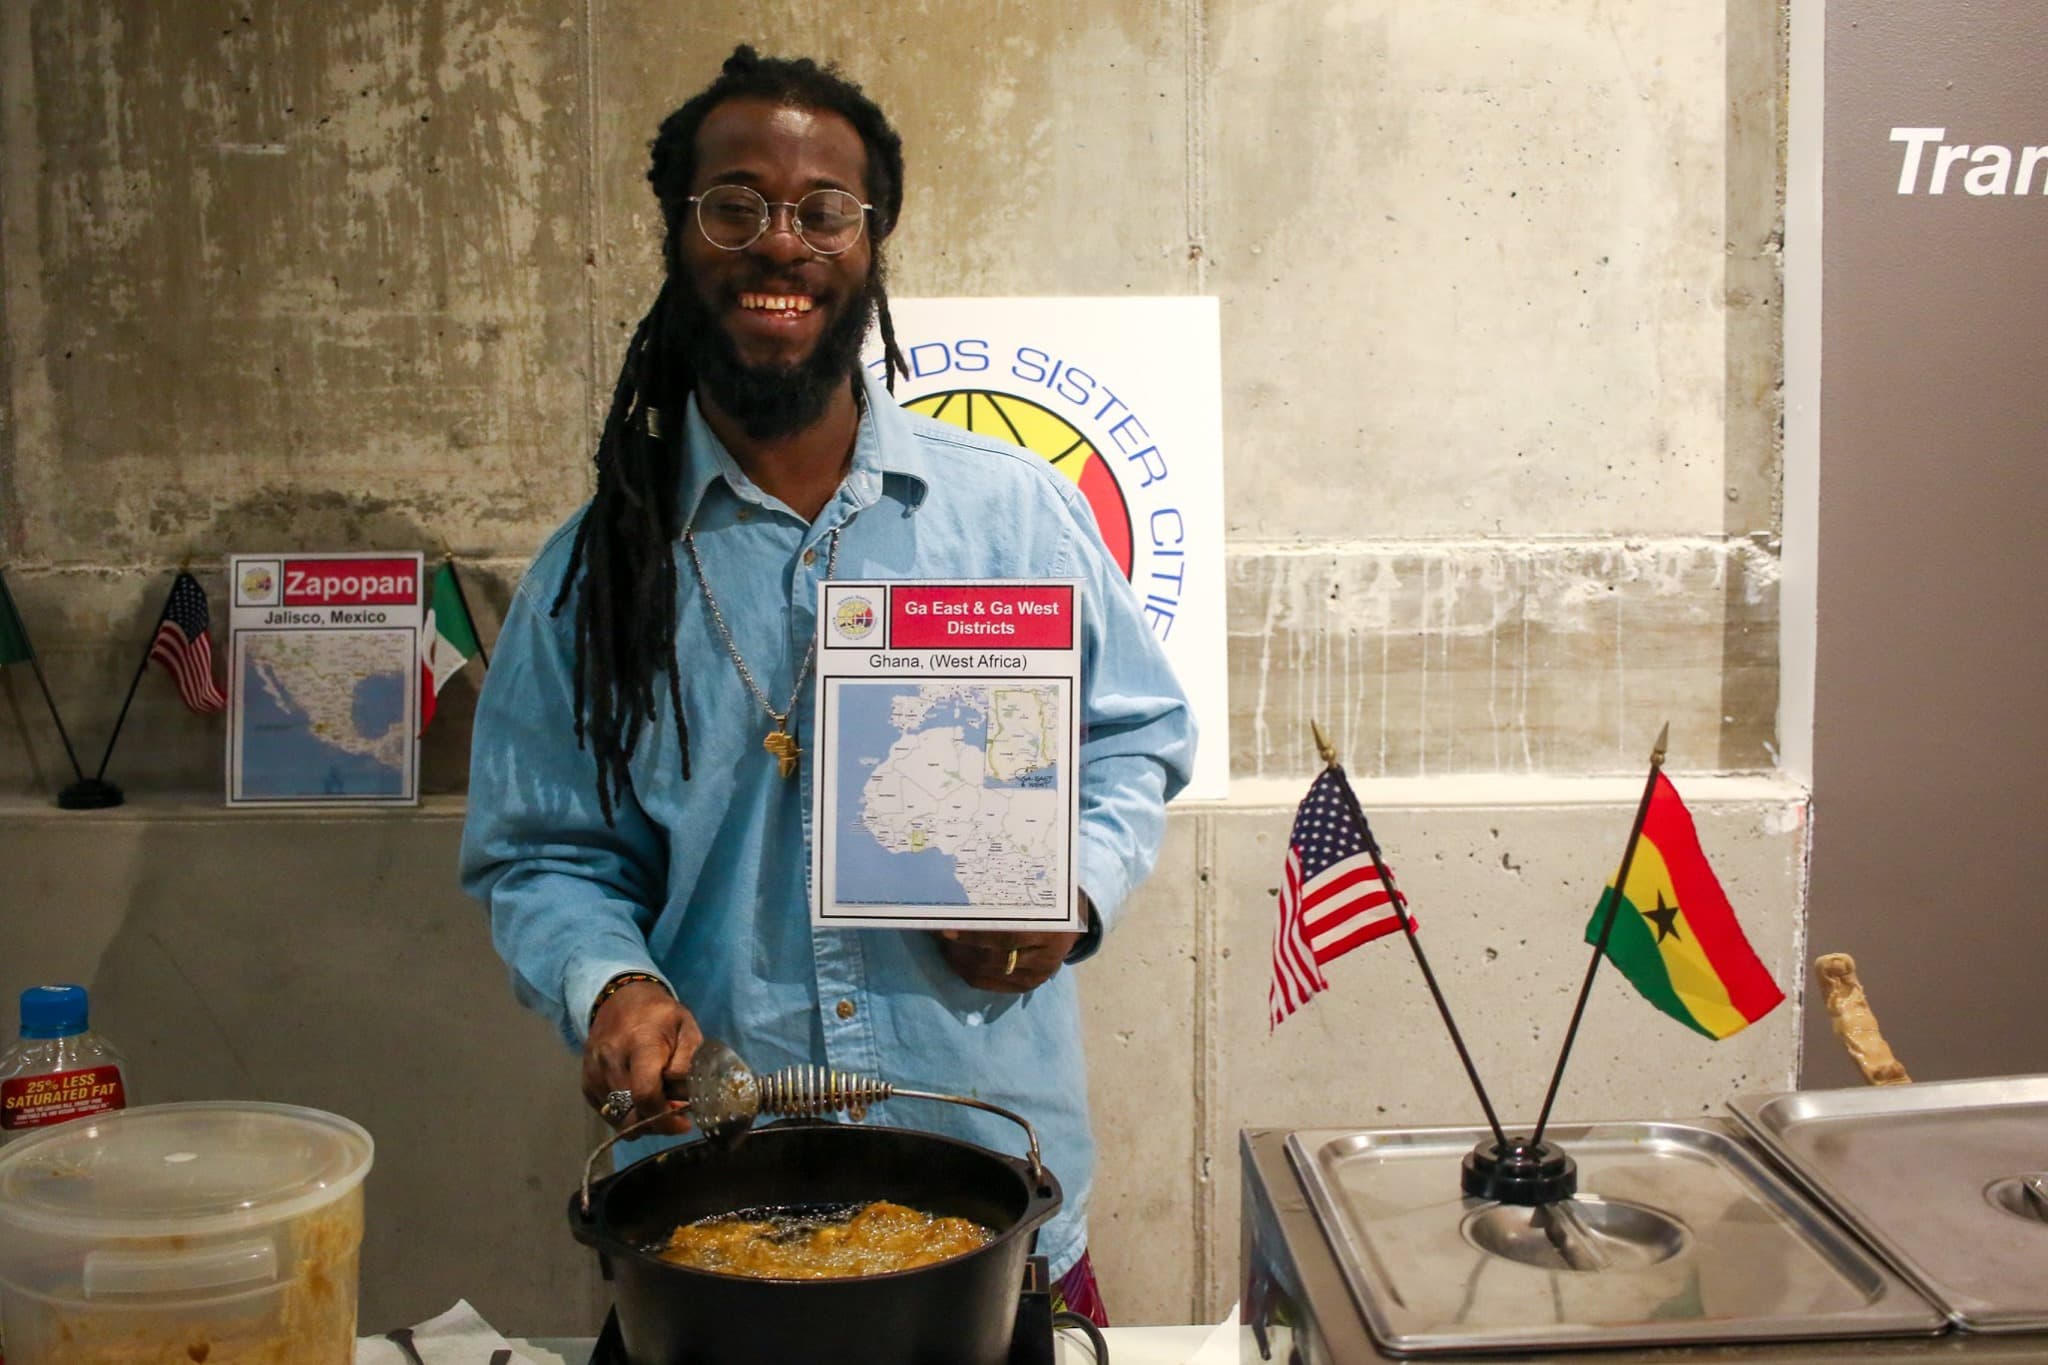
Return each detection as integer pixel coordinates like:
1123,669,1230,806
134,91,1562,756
687,185,872,255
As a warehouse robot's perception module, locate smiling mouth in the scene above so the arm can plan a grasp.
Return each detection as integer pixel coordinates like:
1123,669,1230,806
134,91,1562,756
738,292,815,317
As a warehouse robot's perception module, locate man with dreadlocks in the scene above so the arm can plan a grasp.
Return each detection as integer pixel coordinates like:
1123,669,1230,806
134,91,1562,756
461,46,1193,1323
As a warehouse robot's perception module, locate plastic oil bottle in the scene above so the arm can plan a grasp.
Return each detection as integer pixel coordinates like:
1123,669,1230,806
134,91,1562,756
0,985,129,1142
0,985,129,1365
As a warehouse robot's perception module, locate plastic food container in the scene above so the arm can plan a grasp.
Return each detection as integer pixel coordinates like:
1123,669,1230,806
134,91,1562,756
0,1101,373,1365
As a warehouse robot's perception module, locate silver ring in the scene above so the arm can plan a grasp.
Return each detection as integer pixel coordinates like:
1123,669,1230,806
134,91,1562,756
600,1089,635,1125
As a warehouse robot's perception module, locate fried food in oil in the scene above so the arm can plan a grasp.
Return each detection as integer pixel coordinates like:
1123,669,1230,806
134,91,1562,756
658,1200,993,1279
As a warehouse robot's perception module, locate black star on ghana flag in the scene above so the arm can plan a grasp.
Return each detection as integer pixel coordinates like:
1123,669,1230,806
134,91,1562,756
1643,890,1683,943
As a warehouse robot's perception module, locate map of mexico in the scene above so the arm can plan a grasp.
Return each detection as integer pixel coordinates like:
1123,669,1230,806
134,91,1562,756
241,633,410,793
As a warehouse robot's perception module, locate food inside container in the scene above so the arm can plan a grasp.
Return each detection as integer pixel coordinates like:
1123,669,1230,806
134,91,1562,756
0,1101,374,1365
657,1199,994,1278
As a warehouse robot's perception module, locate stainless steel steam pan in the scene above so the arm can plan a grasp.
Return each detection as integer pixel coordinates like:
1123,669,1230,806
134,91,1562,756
1730,1075,2048,1333
1286,1120,1944,1354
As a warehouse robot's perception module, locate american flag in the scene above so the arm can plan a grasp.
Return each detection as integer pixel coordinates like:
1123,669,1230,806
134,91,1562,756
1270,767,1411,1027
150,572,227,713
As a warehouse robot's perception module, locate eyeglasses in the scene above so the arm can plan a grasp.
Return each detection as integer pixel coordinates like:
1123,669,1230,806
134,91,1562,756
687,185,873,256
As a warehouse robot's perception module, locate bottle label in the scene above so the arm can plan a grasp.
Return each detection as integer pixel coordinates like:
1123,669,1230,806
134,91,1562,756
0,1065,127,1131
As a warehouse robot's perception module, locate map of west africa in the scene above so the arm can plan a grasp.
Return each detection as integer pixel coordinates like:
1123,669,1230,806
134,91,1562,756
834,682,1065,907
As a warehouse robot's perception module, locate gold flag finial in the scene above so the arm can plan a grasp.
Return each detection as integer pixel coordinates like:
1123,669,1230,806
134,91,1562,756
1309,720,1338,767
1650,722,1670,768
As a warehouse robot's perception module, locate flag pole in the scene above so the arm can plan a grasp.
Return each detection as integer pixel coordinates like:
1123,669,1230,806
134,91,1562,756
1528,722,1670,1147
443,557,490,668
1310,721,1508,1152
0,571,89,787
86,573,182,786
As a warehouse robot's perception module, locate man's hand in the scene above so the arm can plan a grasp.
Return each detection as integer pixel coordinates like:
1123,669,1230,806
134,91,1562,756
581,981,703,1134
933,929,1084,994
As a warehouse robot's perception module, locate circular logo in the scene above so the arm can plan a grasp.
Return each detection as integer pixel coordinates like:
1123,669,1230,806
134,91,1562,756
239,565,276,603
834,594,877,640
906,390,1135,580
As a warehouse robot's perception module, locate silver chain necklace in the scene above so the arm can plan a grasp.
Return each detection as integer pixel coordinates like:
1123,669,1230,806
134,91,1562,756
682,526,841,779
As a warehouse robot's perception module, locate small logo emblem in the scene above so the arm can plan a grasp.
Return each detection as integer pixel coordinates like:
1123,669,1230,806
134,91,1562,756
238,562,279,606
834,595,877,641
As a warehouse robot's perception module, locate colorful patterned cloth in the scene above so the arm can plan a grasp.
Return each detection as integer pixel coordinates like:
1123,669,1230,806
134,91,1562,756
1053,1249,1109,1327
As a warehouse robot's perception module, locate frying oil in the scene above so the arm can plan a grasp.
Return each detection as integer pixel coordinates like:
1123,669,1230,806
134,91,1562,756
658,1200,992,1279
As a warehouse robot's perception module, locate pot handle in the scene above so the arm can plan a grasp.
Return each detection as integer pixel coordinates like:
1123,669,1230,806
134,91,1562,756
888,1089,1048,1195
579,1104,694,1217
575,1071,1050,1212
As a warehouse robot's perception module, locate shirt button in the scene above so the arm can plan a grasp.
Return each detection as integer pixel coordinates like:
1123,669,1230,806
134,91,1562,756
835,999,856,1021
803,548,818,566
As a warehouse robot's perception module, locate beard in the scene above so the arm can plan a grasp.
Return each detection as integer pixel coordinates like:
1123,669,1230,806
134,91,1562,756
675,271,880,441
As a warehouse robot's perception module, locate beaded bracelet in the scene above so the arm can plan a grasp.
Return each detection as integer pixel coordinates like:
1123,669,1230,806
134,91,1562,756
589,971,669,1025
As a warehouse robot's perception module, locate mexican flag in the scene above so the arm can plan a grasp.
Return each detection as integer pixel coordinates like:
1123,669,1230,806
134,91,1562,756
1583,771,1785,1040
420,562,481,734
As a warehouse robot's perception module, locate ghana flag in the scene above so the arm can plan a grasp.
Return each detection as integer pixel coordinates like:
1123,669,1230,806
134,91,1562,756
1584,772,1785,1039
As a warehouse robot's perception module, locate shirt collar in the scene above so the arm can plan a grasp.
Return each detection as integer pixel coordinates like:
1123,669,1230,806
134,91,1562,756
674,368,933,531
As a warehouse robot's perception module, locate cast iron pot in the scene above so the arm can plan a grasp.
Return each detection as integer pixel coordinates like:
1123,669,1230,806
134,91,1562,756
568,1120,1062,1365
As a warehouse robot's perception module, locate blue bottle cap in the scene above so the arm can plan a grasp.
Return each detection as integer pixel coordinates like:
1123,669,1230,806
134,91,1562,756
19,984,89,1039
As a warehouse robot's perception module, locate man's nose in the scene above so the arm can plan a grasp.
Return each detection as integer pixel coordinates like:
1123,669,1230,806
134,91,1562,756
749,203,811,260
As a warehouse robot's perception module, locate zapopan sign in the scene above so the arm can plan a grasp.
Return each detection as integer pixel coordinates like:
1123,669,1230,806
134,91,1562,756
282,558,420,606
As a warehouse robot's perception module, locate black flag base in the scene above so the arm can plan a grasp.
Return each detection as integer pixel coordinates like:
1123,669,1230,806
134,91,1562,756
57,777,124,810
1462,1135,1578,1205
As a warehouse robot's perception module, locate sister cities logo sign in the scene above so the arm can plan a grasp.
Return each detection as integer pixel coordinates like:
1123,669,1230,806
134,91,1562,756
865,298,1228,799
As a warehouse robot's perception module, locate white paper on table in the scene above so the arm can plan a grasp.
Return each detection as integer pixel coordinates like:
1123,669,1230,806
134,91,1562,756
1186,1303,1240,1364
354,1300,543,1365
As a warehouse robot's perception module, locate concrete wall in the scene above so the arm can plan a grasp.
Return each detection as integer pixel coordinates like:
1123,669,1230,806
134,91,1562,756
1,0,1792,1332
1802,2,2048,1086
1,1,1784,791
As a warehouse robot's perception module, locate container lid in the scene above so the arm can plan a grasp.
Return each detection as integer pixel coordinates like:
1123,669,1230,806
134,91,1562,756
0,1101,374,1239
18,983,88,1039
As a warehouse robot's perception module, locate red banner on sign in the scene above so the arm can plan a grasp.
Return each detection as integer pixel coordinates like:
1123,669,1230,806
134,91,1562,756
282,558,421,606
890,585,1075,649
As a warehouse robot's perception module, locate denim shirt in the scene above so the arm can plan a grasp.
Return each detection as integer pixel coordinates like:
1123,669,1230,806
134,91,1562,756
460,370,1196,1275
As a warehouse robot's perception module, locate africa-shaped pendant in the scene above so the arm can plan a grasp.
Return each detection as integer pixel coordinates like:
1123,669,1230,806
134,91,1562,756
764,726,800,779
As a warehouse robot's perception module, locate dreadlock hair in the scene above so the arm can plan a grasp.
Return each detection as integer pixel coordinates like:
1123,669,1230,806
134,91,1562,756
550,45,912,824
